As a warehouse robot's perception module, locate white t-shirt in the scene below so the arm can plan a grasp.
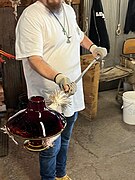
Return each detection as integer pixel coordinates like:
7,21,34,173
15,1,85,117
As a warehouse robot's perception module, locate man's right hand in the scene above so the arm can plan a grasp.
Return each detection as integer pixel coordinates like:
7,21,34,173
54,73,77,96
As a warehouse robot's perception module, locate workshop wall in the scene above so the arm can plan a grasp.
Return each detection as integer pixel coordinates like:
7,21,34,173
101,0,134,66
82,0,135,66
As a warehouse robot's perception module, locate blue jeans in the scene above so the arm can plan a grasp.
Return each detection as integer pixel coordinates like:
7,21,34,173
39,112,78,180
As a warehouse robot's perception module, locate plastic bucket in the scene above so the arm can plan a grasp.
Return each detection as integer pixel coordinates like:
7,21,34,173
122,91,135,125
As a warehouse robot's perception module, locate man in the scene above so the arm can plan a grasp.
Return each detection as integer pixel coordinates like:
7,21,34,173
15,0,107,179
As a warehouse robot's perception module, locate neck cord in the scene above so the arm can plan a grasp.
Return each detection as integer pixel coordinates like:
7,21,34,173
48,5,72,43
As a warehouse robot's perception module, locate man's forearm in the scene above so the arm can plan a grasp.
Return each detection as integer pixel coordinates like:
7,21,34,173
28,55,58,81
28,55,76,94
80,35,94,52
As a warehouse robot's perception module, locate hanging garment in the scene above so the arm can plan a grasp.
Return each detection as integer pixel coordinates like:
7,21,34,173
124,0,135,34
89,0,110,53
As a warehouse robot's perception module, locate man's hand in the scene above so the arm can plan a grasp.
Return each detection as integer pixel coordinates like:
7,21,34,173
54,73,77,96
89,44,107,59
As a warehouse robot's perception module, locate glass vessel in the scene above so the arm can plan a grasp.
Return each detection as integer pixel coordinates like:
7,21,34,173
6,96,66,151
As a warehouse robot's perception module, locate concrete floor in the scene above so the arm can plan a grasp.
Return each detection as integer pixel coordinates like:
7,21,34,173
1,89,135,180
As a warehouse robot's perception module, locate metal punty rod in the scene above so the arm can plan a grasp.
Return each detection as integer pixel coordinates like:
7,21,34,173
75,56,100,83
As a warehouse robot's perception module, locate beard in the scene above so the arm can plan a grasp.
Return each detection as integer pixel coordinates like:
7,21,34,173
45,0,63,13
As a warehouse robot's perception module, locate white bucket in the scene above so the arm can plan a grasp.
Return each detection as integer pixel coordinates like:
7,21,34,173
122,91,135,125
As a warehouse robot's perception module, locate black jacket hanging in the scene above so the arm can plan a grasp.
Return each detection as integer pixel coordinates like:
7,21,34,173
124,0,135,34
89,0,110,53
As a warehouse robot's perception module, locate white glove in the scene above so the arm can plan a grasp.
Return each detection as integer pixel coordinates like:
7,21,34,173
89,44,107,59
54,73,77,96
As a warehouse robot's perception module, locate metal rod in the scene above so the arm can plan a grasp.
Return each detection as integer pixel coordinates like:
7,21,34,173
75,56,100,83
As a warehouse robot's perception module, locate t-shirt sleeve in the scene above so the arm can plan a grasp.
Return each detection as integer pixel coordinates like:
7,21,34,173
15,15,43,60
69,6,84,42
77,25,85,42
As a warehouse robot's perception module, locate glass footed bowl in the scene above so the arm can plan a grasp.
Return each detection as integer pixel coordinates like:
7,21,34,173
6,96,67,151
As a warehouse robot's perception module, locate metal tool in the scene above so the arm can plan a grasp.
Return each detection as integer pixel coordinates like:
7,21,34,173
75,56,100,83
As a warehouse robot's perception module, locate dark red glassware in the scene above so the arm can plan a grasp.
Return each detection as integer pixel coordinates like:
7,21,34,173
6,96,66,140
